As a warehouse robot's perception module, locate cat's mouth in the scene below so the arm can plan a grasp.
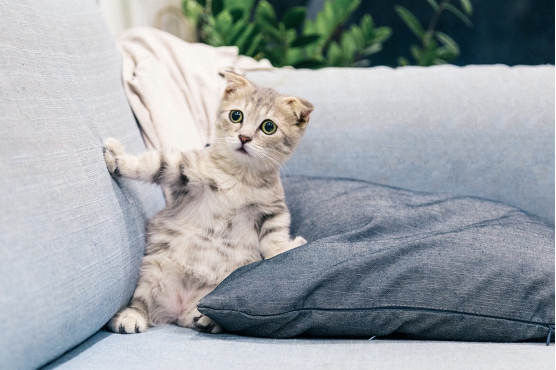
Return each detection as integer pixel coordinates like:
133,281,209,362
236,146,249,155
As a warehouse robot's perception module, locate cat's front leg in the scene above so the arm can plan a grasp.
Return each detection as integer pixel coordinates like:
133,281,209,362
103,138,192,187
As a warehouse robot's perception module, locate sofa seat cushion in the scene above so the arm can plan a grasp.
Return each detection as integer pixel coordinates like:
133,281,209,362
44,325,555,370
198,176,554,341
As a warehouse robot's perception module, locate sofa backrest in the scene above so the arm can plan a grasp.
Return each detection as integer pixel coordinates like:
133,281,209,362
248,66,555,223
0,1,165,369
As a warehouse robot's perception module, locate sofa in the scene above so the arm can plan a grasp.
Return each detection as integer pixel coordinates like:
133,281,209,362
1,1,554,369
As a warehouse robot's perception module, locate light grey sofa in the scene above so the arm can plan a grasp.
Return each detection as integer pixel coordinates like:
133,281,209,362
0,1,554,369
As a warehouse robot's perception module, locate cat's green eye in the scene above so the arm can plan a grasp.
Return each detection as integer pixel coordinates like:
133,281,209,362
261,120,277,135
229,110,243,123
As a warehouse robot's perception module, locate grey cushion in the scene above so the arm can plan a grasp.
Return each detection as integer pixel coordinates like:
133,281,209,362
0,1,165,369
199,176,555,341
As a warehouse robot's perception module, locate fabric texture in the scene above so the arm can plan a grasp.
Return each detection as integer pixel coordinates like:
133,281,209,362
246,66,555,223
118,27,273,152
198,176,555,341
0,1,165,369
44,325,555,370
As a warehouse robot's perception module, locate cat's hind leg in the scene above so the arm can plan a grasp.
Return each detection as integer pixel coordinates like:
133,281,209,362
174,284,223,334
108,297,149,334
107,256,164,334
178,307,223,334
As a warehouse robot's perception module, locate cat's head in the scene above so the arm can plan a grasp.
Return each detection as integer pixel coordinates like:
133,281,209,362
214,72,313,173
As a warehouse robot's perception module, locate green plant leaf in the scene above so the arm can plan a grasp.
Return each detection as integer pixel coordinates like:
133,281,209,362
459,0,473,16
286,29,297,44
291,34,321,48
349,25,365,50
323,0,335,24
182,0,204,23
235,23,256,54
371,27,392,44
283,7,306,30
340,32,357,60
224,0,253,12
435,31,459,55
436,47,457,61
360,14,375,38
434,56,449,65
256,0,278,27
410,45,422,62
292,59,325,69
340,0,361,17
395,5,425,39
420,39,438,66
286,48,303,66
362,43,382,56
327,41,343,66
215,10,233,35
261,24,283,41
245,33,263,57
425,0,439,11
398,56,410,66
228,19,248,44
445,4,473,28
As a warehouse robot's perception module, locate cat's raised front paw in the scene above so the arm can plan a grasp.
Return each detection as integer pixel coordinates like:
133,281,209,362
103,138,124,175
108,307,148,334
293,236,307,247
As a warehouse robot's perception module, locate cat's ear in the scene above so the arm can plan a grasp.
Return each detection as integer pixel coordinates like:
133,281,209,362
285,97,314,127
222,71,252,98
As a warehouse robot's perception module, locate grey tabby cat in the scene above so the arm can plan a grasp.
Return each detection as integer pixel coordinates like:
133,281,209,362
104,72,313,334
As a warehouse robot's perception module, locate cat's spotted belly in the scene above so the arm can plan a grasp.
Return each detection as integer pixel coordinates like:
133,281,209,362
146,215,261,277
140,226,261,326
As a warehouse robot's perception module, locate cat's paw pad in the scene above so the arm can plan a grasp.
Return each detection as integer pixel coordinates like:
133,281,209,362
293,236,307,247
194,314,222,334
108,308,148,334
103,138,124,175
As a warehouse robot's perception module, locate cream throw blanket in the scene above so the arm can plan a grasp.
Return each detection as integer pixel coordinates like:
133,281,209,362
118,27,273,152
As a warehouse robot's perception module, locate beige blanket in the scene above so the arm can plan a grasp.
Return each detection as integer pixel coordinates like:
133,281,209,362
118,27,273,152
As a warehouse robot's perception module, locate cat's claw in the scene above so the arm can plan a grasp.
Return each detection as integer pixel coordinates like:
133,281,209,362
103,138,124,175
108,308,148,334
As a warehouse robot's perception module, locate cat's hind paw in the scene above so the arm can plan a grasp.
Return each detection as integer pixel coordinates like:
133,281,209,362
103,138,124,175
108,307,148,334
194,315,223,334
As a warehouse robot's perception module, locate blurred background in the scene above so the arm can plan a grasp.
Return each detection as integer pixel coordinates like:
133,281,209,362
99,0,555,67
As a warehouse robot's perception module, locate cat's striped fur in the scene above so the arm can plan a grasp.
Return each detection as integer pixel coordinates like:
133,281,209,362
105,72,313,334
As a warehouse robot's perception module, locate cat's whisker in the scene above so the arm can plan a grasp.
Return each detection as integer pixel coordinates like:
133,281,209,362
250,145,283,172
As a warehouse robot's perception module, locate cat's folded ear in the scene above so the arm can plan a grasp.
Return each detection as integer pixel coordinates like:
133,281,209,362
285,97,314,127
222,71,253,98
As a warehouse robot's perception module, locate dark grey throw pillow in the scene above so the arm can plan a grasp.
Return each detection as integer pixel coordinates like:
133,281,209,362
198,176,555,342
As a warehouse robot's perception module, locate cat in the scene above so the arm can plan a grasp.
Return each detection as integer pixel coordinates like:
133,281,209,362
104,72,313,334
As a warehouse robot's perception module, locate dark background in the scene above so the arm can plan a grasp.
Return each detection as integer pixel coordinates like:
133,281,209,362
270,0,555,67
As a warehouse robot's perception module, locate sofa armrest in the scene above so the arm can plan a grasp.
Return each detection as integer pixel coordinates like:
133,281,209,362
247,65,555,222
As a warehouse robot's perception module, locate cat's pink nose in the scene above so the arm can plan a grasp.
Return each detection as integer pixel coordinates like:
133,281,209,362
238,135,252,144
